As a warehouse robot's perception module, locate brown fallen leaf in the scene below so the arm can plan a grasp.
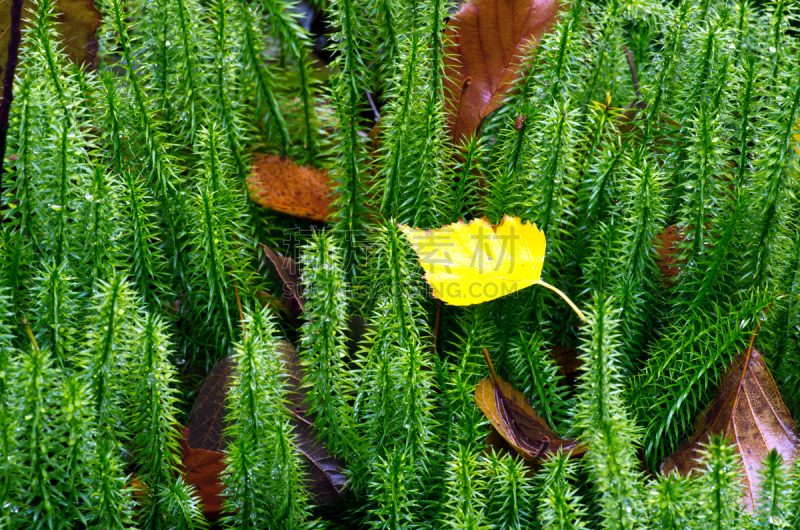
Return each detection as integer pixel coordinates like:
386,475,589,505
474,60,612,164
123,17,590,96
261,244,305,318
475,348,585,461
661,348,800,511
187,356,232,452
443,0,560,143
0,0,101,69
180,357,232,519
654,224,684,284
179,432,227,519
179,341,346,516
248,154,336,222
550,344,582,386
278,341,347,505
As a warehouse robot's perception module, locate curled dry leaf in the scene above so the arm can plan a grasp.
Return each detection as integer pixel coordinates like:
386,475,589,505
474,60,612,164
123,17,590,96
661,348,800,511
248,154,336,222
261,244,305,318
443,0,560,143
475,349,585,461
179,342,346,518
0,0,101,68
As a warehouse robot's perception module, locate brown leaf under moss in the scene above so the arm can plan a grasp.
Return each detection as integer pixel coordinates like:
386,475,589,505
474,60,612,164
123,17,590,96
654,224,684,284
661,349,800,511
179,433,227,519
248,154,336,222
261,244,305,318
179,341,346,517
278,341,347,505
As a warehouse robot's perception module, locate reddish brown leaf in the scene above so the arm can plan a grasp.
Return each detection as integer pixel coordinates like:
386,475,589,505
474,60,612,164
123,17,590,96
0,0,101,68
261,244,305,318
248,154,336,222
179,431,227,519
187,356,232,452
475,349,585,461
180,342,346,516
661,349,800,511
443,0,560,143
654,224,684,284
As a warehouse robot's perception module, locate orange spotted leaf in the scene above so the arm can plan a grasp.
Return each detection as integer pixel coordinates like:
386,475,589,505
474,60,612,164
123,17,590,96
248,154,336,222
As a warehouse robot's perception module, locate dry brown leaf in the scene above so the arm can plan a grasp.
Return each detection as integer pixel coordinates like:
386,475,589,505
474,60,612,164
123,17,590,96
661,348,800,511
261,244,305,318
654,224,684,284
0,0,101,69
180,341,346,516
278,341,347,505
187,356,232,453
443,0,560,143
248,154,336,222
475,349,585,461
179,431,228,519
180,357,232,519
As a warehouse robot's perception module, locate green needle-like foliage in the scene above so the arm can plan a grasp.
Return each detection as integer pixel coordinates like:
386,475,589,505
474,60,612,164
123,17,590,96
576,294,641,529
439,446,487,529
645,473,699,529
506,331,571,433
485,451,534,530
756,450,790,529
328,0,371,279
11,345,67,529
185,125,250,356
368,447,419,530
299,231,352,457
537,452,589,530
130,313,197,529
223,306,309,529
0,292,12,527
351,222,437,494
697,435,743,530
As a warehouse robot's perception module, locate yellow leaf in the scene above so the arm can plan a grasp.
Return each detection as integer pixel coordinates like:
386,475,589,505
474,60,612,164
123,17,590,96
399,215,584,318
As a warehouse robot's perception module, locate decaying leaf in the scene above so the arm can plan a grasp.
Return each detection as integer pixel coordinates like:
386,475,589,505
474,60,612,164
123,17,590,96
261,244,305,318
0,0,101,68
443,0,560,142
654,224,684,284
180,357,232,519
400,215,582,319
661,348,800,510
248,154,336,222
475,348,585,461
187,356,232,452
179,433,228,519
179,342,346,517
278,341,347,505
